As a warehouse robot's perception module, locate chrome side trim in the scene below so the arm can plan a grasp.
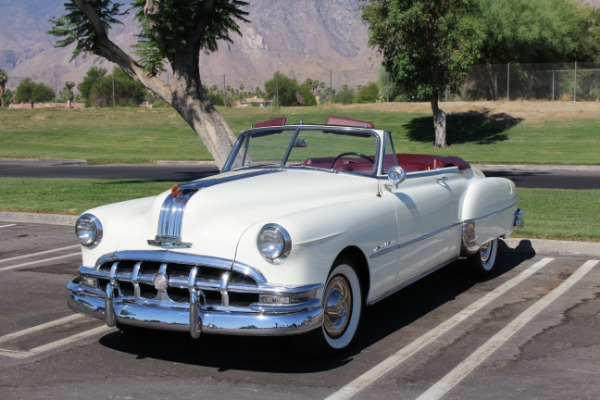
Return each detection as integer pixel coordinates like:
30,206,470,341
367,257,458,306
406,166,460,179
370,222,461,258
463,201,518,224
371,201,518,259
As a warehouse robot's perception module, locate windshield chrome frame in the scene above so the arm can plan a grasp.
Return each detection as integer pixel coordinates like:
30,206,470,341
379,131,398,176
222,125,382,176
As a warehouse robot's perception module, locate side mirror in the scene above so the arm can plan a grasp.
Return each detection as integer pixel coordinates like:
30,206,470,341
388,166,406,188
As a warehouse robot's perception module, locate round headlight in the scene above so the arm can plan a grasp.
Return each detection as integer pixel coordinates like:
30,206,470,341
257,224,291,261
75,214,103,248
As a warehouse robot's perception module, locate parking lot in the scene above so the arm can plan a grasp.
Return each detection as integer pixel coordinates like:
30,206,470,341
1,221,598,400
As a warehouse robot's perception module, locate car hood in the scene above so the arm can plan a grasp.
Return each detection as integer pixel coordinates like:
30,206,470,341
86,168,379,261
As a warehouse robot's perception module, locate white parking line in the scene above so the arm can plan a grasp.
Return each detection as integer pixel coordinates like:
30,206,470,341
0,314,84,344
0,224,17,229
416,259,599,400
0,244,80,264
0,326,113,359
0,252,80,272
325,257,555,400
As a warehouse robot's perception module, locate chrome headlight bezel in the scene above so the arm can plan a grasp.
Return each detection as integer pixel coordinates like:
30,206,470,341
75,213,103,248
257,223,292,262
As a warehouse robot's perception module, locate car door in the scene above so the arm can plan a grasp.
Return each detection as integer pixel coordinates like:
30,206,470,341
384,168,463,286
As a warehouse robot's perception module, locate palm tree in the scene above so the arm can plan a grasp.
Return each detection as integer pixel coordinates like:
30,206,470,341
0,69,7,108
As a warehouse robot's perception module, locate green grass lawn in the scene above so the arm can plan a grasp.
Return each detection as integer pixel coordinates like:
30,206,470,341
1,105,598,164
516,188,600,241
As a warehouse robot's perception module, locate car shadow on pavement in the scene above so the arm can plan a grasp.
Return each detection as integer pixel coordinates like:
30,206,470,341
97,241,535,372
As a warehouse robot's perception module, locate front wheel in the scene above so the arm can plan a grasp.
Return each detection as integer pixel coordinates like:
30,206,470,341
294,259,363,358
466,238,498,276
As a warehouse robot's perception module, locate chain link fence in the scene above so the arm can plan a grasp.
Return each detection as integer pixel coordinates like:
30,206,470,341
461,63,600,102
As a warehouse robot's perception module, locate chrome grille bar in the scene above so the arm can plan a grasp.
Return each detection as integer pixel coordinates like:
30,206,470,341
89,257,261,309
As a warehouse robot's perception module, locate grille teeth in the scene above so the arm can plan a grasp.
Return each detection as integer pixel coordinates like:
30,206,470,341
97,260,259,308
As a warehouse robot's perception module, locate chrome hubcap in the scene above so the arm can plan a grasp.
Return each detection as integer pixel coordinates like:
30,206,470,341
324,276,352,338
480,242,492,263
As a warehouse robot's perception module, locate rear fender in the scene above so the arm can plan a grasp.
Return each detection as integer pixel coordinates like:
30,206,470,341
459,178,518,254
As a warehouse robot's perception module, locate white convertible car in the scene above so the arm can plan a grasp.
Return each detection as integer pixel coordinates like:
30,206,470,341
68,116,523,357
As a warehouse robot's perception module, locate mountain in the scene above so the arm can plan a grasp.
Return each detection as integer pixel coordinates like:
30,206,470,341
3,0,598,93
0,0,380,92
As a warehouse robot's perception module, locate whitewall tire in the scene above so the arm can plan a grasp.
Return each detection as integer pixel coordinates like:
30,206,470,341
294,259,363,357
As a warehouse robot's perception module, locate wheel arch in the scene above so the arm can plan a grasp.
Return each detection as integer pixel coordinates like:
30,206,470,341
332,245,370,305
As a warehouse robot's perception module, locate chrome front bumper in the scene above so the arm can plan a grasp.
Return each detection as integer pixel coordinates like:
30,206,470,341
68,280,324,337
66,250,324,338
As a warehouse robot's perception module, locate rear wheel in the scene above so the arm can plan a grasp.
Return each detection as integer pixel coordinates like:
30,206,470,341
294,259,363,358
466,238,498,276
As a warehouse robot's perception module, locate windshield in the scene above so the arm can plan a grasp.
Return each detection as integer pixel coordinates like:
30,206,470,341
224,127,379,175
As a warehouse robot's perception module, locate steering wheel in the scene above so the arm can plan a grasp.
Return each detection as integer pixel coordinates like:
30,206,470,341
331,152,375,168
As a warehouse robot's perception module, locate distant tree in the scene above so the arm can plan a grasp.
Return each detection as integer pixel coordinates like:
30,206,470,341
253,86,266,98
298,81,317,106
89,67,147,107
14,78,55,107
0,69,7,107
48,0,249,167
265,72,315,106
78,66,108,105
362,0,483,148
58,81,76,103
587,6,600,62
335,84,355,104
2,88,14,107
356,81,380,103
476,0,594,64
265,72,294,106
378,66,406,102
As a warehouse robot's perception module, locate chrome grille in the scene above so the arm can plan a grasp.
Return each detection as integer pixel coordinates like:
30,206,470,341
91,255,260,310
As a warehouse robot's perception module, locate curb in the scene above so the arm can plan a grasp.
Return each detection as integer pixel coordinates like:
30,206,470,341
0,212,78,226
0,158,87,165
502,238,600,257
156,160,218,167
476,164,600,173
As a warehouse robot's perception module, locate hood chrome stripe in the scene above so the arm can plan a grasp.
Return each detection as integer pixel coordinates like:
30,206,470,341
150,169,281,249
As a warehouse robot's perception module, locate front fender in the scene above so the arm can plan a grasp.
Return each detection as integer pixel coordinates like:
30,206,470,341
233,194,399,295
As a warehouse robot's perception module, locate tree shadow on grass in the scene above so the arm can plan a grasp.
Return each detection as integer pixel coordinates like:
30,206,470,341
405,109,523,145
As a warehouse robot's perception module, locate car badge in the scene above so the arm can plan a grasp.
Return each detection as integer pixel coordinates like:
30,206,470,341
148,235,192,249
153,273,168,291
